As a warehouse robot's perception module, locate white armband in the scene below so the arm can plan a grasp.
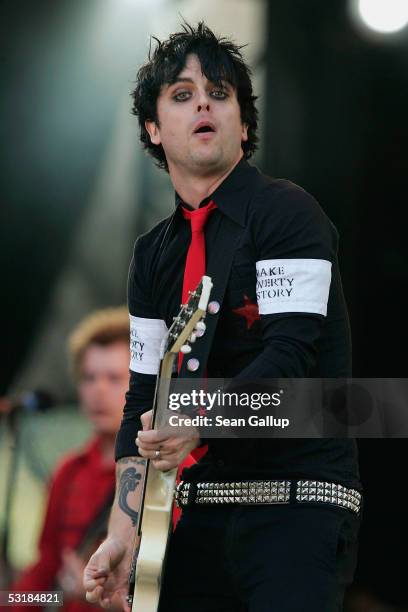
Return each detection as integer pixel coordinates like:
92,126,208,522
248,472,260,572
129,315,168,374
256,258,332,316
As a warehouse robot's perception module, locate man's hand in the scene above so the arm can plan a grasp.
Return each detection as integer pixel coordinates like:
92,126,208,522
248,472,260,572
136,409,200,471
57,549,86,600
83,536,135,611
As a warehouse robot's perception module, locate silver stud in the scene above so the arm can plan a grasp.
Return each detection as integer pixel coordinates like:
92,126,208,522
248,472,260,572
187,358,200,372
208,300,220,314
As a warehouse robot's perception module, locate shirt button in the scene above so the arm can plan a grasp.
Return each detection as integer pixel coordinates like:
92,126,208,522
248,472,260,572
216,459,225,467
186,358,200,372
208,301,220,314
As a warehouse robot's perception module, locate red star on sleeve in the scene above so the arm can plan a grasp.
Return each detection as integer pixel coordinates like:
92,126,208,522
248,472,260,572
232,294,261,329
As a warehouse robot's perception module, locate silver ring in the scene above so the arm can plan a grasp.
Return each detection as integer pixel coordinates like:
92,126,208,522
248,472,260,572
155,449,161,459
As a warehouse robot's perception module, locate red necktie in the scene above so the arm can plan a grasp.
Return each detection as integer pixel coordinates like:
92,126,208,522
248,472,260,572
178,200,217,371
172,199,216,529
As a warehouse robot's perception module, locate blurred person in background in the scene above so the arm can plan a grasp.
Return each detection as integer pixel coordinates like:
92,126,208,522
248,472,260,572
4,307,130,612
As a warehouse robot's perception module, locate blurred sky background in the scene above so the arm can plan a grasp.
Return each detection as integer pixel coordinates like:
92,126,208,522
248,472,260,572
1,0,408,608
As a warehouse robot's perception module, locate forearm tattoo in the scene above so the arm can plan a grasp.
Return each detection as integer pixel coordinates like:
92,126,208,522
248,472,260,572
117,458,146,526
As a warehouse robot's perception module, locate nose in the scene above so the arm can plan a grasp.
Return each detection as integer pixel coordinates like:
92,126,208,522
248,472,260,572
92,376,108,397
196,89,210,113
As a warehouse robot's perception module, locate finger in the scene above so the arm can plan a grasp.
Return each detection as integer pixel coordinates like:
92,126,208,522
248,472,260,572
83,567,108,589
137,447,166,460
141,441,186,457
101,598,112,609
137,429,168,444
120,595,131,612
84,565,109,581
83,575,106,590
85,585,103,604
140,410,153,431
135,438,165,451
136,440,172,454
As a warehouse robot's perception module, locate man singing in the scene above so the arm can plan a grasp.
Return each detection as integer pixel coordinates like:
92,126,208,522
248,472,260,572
84,23,362,611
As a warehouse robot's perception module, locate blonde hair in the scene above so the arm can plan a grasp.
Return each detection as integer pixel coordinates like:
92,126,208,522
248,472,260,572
68,306,129,378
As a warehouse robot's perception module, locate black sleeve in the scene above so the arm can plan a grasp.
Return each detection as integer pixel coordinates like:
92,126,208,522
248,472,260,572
237,184,338,379
114,237,167,461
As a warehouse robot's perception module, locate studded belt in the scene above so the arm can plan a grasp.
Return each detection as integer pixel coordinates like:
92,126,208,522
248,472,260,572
175,479,362,515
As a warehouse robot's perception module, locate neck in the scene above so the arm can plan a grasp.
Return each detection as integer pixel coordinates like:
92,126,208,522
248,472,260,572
97,433,116,465
170,151,243,209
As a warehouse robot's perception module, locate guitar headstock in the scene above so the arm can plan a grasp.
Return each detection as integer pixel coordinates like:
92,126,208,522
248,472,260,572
161,275,213,357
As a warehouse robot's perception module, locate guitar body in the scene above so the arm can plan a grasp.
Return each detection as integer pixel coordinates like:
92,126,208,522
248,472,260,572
131,467,176,612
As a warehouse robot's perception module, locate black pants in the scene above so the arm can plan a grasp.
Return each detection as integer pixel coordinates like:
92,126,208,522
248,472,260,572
159,503,361,611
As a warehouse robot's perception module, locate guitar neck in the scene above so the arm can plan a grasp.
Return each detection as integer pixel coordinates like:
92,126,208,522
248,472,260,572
138,351,176,537
128,275,213,611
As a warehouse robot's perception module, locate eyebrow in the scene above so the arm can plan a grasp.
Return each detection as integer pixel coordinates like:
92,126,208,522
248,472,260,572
168,77,194,86
168,77,231,89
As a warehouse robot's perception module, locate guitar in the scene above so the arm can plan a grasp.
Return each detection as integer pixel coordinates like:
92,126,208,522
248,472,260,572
127,275,213,612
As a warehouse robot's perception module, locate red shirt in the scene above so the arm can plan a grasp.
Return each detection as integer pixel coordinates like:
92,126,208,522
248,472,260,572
6,437,115,612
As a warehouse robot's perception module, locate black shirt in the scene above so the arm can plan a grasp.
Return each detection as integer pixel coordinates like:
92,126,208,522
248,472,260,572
115,159,361,490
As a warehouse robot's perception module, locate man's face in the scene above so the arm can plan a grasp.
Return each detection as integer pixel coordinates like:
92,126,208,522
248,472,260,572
78,342,129,436
145,54,248,176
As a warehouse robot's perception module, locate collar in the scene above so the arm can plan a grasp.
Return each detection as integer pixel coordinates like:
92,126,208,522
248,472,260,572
81,436,115,472
175,158,260,227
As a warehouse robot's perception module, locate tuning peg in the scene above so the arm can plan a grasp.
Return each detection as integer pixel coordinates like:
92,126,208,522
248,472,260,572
180,344,192,354
195,321,206,338
189,333,197,343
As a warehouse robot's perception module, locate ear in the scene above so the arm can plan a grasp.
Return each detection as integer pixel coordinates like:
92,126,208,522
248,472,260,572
241,123,248,143
145,120,161,145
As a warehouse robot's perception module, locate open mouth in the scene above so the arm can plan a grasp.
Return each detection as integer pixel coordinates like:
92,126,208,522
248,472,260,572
195,126,215,133
193,122,216,134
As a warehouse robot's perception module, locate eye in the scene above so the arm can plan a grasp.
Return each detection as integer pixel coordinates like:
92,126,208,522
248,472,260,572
211,89,228,99
81,373,96,383
108,374,122,383
173,90,191,102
